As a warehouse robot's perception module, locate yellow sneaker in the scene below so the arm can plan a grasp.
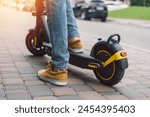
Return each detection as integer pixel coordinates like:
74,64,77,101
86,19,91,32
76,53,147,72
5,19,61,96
38,66,68,86
68,37,84,53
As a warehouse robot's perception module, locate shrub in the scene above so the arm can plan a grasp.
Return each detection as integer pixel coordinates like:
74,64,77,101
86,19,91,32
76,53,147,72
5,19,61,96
130,0,150,6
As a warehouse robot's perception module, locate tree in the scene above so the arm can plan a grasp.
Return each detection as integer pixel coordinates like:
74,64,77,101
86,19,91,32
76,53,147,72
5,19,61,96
130,0,150,6
146,0,150,6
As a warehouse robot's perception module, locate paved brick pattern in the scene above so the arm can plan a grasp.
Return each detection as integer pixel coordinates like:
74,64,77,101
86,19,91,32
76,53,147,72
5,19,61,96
6,93,32,100
0,7,150,100
33,96,57,100
51,87,76,96
27,85,53,97
77,91,105,100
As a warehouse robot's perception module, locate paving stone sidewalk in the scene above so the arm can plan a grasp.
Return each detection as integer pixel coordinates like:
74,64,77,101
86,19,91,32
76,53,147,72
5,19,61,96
0,7,150,100
0,32,150,100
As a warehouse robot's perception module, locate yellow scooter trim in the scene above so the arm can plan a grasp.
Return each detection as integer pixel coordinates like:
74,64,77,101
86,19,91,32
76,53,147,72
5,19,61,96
103,50,127,67
34,37,37,46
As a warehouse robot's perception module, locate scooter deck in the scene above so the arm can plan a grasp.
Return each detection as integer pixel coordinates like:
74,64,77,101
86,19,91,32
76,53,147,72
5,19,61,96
69,51,102,70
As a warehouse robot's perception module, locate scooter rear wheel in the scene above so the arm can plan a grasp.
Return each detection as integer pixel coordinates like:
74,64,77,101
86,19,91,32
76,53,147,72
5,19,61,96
26,31,46,56
93,44,125,86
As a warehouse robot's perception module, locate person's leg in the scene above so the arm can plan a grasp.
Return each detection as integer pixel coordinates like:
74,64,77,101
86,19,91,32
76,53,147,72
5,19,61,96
66,0,84,52
47,0,69,70
66,0,80,38
38,0,69,86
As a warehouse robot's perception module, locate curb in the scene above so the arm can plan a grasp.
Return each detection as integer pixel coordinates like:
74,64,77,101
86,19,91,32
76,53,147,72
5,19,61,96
108,18,150,28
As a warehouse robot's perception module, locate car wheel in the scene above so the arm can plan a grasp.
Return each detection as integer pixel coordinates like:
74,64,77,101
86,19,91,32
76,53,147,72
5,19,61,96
101,17,107,22
80,11,90,20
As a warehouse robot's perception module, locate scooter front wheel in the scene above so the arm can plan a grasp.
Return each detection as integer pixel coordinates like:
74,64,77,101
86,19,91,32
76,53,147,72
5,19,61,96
93,44,125,86
26,31,46,56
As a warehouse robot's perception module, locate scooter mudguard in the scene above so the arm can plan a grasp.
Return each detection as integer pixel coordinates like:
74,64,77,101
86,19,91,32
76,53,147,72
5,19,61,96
90,34,128,69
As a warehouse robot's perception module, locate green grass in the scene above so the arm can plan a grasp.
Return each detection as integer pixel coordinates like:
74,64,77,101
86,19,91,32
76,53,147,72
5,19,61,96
109,6,150,20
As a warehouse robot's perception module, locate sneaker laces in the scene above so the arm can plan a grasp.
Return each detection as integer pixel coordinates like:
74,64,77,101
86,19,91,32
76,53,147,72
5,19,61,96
46,61,55,71
46,61,67,73
69,39,81,45
46,61,52,68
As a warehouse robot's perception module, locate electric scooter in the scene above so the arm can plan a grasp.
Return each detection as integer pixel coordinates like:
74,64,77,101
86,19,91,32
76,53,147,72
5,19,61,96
25,0,128,86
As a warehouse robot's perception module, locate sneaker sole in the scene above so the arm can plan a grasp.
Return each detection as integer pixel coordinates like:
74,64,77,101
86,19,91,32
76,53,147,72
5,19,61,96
37,72,67,86
68,48,84,53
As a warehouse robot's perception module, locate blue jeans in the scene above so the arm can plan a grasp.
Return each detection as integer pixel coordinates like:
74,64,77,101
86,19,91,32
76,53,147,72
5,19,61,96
47,0,80,70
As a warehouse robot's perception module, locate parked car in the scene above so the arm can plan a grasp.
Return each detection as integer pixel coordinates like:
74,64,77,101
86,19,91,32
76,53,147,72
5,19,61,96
105,0,128,11
23,4,35,12
73,0,108,22
16,1,35,12
23,1,35,12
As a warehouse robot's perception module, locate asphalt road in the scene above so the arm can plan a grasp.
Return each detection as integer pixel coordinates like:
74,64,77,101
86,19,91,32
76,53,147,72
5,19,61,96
77,18,150,51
